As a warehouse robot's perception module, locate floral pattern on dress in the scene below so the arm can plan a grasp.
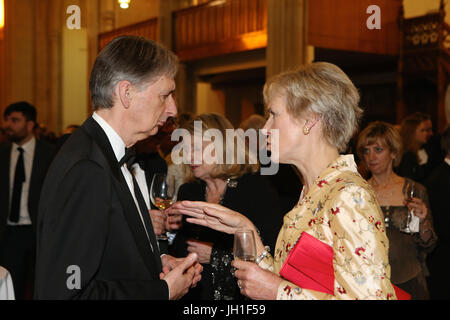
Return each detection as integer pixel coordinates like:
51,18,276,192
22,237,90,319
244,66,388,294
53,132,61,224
258,155,397,300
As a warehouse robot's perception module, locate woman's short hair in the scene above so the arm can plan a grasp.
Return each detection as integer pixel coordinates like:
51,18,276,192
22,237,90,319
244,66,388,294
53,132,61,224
356,121,403,167
400,112,431,153
263,62,362,152
181,113,259,180
89,35,178,110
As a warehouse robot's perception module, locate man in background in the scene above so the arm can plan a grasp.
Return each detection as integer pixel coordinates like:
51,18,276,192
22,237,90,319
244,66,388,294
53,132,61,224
0,102,55,299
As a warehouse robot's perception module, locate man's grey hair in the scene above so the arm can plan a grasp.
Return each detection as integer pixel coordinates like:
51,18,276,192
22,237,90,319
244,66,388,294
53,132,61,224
89,36,178,110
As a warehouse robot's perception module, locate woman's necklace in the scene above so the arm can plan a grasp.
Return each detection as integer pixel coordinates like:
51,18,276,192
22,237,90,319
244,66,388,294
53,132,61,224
370,175,395,203
205,178,236,204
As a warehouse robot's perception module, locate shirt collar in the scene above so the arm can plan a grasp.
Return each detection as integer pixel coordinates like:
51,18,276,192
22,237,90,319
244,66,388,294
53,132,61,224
445,157,450,167
92,112,126,163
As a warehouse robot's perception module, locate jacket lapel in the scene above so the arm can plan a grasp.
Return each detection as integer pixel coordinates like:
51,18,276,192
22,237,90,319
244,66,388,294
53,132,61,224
0,144,12,227
29,140,46,224
82,117,161,276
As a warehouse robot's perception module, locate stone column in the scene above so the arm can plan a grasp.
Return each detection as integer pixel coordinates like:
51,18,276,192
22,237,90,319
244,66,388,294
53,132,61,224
266,0,309,79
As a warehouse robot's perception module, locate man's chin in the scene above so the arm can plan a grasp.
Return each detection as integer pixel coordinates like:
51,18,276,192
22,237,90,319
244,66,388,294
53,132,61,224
6,135,22,143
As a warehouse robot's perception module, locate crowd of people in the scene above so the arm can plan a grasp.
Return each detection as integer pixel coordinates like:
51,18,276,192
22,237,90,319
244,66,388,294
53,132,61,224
0,35,449,300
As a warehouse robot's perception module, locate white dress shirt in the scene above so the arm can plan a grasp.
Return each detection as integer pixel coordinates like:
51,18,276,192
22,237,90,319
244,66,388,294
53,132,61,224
92,112,153,251
445,157,450,166
0,266,15,300
8,136,35,226
417,148,429,165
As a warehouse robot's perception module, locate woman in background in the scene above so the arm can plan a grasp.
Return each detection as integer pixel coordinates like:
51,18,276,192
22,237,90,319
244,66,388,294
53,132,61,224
397,113,434,182
171,113,283,300
357,121,437,299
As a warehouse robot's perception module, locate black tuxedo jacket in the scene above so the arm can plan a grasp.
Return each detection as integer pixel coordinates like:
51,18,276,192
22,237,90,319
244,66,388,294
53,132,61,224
0,139,55,239
424,162,450,244
34,117,169,300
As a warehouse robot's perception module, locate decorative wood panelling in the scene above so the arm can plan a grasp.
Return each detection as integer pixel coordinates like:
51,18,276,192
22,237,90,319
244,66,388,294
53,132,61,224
401,12,450,75
173,0,267,61
98,18,158,51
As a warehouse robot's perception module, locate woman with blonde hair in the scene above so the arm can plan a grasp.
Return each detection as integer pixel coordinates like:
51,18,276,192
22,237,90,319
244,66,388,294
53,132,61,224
170,113,283,300
168,62,397,300
357,121,437,299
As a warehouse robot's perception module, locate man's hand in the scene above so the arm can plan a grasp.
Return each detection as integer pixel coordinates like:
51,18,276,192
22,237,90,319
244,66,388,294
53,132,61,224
187,239,213,264
149,209,167,236
166,209,182,231
160,253,203,300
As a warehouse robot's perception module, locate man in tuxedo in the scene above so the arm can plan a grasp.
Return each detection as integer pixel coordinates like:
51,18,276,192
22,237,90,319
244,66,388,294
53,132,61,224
34,36,202,300
424,125,450,299
0,102,55,299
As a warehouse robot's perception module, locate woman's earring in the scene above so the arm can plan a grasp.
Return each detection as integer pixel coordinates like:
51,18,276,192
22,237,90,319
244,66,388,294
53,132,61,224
303,125,310,135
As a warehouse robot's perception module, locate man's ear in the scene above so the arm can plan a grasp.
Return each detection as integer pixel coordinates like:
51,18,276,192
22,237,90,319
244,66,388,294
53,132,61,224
117,80,133,109
27,121,35,134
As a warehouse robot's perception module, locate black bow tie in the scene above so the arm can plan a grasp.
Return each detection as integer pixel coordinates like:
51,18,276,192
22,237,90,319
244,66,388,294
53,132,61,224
119,147,137,168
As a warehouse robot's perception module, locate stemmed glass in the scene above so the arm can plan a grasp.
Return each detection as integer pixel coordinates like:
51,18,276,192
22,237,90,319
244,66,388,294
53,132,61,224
402,181,416,233
233,230,256,262
150,173,177,240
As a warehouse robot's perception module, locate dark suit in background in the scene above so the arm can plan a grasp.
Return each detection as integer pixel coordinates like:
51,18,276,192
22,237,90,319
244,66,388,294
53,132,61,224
424,161,450,299
0,139,55,299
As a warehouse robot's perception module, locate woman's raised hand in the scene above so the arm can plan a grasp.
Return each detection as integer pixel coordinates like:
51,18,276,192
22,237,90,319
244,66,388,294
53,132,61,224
166,201,255,235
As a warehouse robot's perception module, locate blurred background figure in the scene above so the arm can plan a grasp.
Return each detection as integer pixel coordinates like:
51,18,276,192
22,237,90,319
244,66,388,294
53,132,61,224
54,124,80,151
33,123,57,145
0,102,55,299
239,114,266,132
424,125,450,300
239,113,302,214
167,112,195,194
171,113,283,300
0,127,8,144
357,121,437,300
397,113,442,183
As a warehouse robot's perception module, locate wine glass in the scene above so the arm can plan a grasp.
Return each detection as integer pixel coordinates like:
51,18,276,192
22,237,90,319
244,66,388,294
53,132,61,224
150,173,177,240
402,181,417,233
233,230,256,262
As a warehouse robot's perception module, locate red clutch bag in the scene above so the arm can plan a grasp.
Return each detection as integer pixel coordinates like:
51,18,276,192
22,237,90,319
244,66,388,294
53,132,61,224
279,231,411,300
279,232,335,295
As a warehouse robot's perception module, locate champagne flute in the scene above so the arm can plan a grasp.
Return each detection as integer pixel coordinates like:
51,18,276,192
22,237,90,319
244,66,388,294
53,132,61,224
150,173,177,240
233,230,256,262
233,230,256,294
402,181,416,233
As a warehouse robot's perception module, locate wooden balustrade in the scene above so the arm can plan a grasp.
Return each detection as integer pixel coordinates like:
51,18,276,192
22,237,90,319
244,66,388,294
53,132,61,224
98,18,158,51
173,0,267,61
